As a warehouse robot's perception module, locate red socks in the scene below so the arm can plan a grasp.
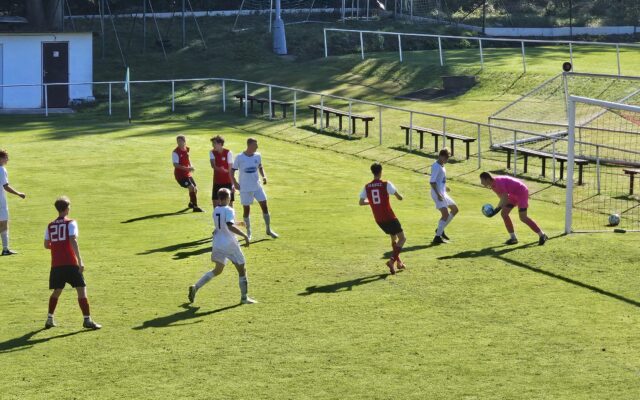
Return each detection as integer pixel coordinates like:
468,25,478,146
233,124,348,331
189,191,198,206
78,297,91,317
48,296,59,315
392,244,402,262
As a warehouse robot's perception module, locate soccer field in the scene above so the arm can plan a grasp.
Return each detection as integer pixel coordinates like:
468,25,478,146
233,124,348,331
1,114,639,399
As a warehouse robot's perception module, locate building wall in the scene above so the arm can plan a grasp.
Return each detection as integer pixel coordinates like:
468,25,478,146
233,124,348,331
0,33,93,108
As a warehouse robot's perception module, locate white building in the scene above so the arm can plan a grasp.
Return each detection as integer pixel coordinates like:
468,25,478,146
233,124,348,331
0,32,93,109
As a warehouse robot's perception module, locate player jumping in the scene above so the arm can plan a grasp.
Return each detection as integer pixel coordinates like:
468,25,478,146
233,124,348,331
188,188,256,305
0,149,26,256
44,196,101,330
430,148,458,244
210,135,235,207
232,138,278,240
172,135,203,212
480,172,548,245
359,162,406,275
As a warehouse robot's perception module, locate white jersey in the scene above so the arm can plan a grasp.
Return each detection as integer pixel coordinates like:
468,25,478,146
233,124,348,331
430,161,447,195
233,152,262,193
213,205,240,250
0,166,8,209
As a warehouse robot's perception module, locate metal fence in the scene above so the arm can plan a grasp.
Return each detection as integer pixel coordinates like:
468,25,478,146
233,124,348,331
323,28,640,75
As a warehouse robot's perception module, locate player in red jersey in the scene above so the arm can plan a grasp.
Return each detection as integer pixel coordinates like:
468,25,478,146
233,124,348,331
210,135,235,207
173,135,203,212
359,163,406,275
44,196,101,330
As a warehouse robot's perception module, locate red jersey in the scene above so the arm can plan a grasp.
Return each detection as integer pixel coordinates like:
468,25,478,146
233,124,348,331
363,179,397,223
211,148,233,185
46,217,79,268
173,146,192,180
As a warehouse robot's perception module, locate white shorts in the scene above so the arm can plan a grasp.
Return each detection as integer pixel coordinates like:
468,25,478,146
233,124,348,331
212,244,246,266
239,187,267,206
431,191,456,210
0,206,8,221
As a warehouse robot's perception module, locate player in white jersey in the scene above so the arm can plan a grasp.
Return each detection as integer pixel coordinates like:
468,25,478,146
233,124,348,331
0,149,27,256
232,137,278,240
430,148,458,244
188,188,256,305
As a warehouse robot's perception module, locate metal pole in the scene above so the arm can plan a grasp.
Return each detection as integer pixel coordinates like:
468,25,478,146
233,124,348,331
565,99,576,234
324,29,328,57
127,82,132,123
293,91,297,126
348,101,352,135
442,117,447,148
378,106,382,145
438,37,444,66
268,85,273,119
513,130,517,176
596,146,601,194
269,0,273,33
479,39,484,69
142,0,146,53
320,95,324,131
44,84,48,117
477,125,481,168
360,31,365,59
616,44,621,76
366,0,369,19
100,0,105,59
409,111,413,151
182,0,186,48
552,140,557,182
521,41,526,73
222,80,226,112
398,34,403,62
569,42,573,69
244,82,248,117
171,80,175,112
108,83,112,116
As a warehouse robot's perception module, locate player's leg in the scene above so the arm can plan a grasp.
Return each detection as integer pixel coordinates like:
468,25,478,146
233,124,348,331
441,204,459,240
394,231,407,269
189,255,226,303
230,246,255,304
45,287,63,329
518,208,548,245
433,207,450,243
188,179,203,212
240,192,253,240
75,285,101,330
256,188,278,238
212,184,219,207
501,205,518,244
0,219,15,255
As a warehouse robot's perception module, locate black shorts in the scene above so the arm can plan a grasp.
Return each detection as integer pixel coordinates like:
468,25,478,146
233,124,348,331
505,203,528,212
49,266,86,289
212,183,235,201
377,219,403,235
176,177,196,188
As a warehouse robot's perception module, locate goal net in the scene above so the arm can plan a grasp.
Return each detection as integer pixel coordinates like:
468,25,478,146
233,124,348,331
565,96,640,233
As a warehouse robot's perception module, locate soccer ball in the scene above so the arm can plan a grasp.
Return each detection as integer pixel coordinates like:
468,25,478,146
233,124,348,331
608,214,621,226
482,204,494,217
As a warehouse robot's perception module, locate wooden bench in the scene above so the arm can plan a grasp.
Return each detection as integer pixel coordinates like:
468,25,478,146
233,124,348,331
308,105,374,137
234,94,292,118
400,124,476,160
499,144,589,185
623,168,640,195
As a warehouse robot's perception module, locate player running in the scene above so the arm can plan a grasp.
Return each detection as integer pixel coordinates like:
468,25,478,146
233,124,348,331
172,135,203,212
210,135,235,207
44,196,101,330
480,172,548,246
232,138,278,240
0,149,26,256
430,148,458,244
188,188,256,305
359,162,406,275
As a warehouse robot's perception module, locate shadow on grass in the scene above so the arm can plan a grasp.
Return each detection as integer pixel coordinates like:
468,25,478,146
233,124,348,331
438,236,640,308
173,238,270,260
140,237,270,260
381,244,436,259
122,208,191,224
298,125,363,141
389,146,465,164
298,273,392,296
132,303,241,330
0,328,91,354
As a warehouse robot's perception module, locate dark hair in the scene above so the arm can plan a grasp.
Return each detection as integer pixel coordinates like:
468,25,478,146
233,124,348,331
176,135,186,142
247,138,257,146
217,188,231,201
211,135,224,145
0,149,7,159
480,172,493,181
439,148,451,158
54,196,71,212
370,162,383,176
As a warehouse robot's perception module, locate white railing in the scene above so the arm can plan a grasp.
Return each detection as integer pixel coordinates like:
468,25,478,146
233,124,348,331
323,28,640,75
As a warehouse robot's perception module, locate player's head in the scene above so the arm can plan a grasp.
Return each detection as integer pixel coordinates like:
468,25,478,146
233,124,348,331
211,135,225,151
246,138,258,153
54,196,71,215
217,188,231,206
0,149,7,165
370,162,383,177
480,172,494,187
438,148,451,163
176,135,187,147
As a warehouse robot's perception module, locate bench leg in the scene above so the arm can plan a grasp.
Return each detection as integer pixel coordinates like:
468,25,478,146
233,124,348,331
271,104,276,118
524,154,528,174
326,111,330,128
283,105,287,118
630,174,635,195
250,99,254,112
365,121,369,138
419,132,424,149
404,128,409,146
466,142,470,160
449,138,454,157
507,151,511,170
260,102,264,115
339,115,343,131
313,109,317,124
238,98,243,110
352,117,357,134
559,161,565,181
434,136,438,153
578,165,584,186
541,158,546,177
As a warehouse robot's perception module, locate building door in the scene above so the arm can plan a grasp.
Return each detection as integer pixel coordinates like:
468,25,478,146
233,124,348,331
42,42,69,108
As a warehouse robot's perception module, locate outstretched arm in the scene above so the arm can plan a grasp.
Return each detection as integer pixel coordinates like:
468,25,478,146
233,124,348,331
394,192,403,201
3,184,25,199
228,223,250,246
491,194,509,217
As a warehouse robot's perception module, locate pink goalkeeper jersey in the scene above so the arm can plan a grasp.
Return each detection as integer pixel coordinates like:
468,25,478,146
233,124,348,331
492,176,528,197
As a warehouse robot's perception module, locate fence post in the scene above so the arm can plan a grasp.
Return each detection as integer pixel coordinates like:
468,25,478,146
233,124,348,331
409,112,414,151
616,44,621,76
108,83,112,116
521,41,526,74
378,105,382,145
324,29,328,58
479,39,484,70
222,80,226,112
127,81,132,123
244,82,248,117
477,125,482,168
348,101,352,135
513,130,517,176
596,145,601,194
359,31,365,60
293,90,297,127
398,34,403,63
438,37,444,66
268,85,272,119
171,80,175,112
569,42,574,70
552,139,557,182
442,117,447,150
44,84,49,117
320,95,324,131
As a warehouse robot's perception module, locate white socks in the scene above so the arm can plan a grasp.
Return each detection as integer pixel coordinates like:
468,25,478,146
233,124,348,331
436,213,455,236
239,276,248,299
263,213,271,231
195,271,215,289
244,217,251,237
1,230,8,250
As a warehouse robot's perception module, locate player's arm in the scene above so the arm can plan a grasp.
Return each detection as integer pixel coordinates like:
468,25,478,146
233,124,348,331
228,222,250,246
231,168,240,190
491,194,509,217
394,192,403,201
258,164,267,185
359,188,369,206
172,152,194,172
69,235,84,271
44,239,51,249
429,181,443,200
3,184,26,199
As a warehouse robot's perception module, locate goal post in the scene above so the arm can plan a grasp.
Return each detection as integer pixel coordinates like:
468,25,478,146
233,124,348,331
565,95,640,233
